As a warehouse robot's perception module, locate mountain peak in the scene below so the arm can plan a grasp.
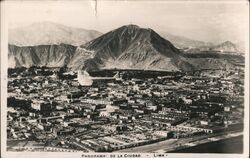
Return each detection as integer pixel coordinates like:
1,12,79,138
114,24,159,41
122,24,140,28
83,24,178,53
117,24,144,34
221,41,235,45
78,24,186,71
119,24,154,32
212,40,239,52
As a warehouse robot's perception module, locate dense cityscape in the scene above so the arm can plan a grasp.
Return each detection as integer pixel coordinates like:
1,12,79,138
7,66,244,152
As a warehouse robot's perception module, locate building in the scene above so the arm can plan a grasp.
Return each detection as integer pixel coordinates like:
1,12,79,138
31,100,52,111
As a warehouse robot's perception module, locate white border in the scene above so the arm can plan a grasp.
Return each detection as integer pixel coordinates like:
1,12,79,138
1,1,249,158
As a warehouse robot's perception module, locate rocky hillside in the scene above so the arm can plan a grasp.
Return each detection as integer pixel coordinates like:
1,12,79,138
212,41,239,53
74,25,194,71
8,25,244,71
8,44,77,68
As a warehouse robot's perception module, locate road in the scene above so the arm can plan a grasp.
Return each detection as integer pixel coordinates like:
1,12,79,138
115,131,243,153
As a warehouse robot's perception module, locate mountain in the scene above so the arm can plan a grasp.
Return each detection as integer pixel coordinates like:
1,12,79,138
70,24,194,71
212,41,240,53
8,44,77,68
182,40,245,55
8,22,102,46
8,24,244,71
160,33,244,54
160,32,213,49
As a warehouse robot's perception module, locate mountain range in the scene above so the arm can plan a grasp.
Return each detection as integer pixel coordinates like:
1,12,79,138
160,32,213,49
8,22,102,46
8,44,77,68
70,25,195,71
211,41,240,53
8,23,244,71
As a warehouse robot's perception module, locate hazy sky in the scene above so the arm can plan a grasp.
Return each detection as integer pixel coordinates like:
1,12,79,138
4,0,249,43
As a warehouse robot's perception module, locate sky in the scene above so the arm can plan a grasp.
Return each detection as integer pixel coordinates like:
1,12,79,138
4,0,249,43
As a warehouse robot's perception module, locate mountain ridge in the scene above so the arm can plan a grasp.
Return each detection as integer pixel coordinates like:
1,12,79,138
75,24,194,71
8,21,102,46
8,43,77,68
212,41,240,53
160,32,214,49
8,24,244,71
